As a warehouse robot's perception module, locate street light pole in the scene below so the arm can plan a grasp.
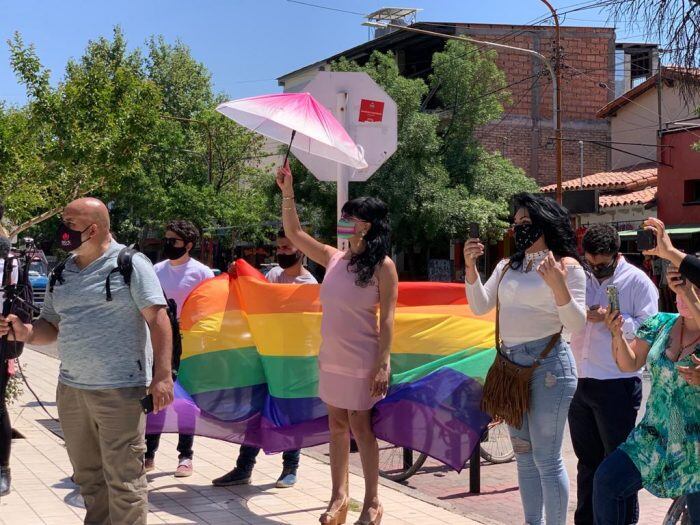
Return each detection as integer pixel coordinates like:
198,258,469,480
364,19,564,203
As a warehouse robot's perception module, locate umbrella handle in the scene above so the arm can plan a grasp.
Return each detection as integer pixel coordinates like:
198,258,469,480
282,130,296,167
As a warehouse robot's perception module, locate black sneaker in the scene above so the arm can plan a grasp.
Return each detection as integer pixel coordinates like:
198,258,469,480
212,467,252,487
0,467,10,496
275,469,297,488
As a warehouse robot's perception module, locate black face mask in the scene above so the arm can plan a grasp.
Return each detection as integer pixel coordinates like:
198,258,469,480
277,251,301,269
57,223,92,252
513,223,543,252
163,239,188,260
591,258,617,279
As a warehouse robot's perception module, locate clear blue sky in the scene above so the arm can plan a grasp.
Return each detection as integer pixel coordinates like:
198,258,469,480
1,0,643,106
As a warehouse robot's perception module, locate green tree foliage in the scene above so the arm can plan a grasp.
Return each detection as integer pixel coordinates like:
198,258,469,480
1,28,274,245
289,41,537,257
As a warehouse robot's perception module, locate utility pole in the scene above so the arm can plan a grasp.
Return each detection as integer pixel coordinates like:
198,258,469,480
540,0,563,204
365,8,564,203
579,140,584,188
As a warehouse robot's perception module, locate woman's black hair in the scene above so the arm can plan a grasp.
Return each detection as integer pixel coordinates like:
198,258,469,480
342,196,391,287
509,193,584,270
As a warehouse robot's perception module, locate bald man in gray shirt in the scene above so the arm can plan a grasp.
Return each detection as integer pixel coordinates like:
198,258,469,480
0,198,174,525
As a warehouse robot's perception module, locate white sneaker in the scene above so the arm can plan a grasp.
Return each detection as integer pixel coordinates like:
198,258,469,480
174,458,193,478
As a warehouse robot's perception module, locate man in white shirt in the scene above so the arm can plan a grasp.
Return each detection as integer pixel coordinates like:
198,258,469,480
569,224,658,525
212,229,317,489
146,220,214,478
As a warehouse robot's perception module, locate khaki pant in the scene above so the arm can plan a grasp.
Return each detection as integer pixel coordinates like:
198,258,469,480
57,383,148,525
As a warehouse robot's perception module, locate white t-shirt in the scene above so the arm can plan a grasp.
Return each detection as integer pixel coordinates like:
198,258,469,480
266,265,318,284
154,258,215,317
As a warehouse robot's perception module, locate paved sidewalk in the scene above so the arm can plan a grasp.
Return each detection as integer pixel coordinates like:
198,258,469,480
1,349,485,525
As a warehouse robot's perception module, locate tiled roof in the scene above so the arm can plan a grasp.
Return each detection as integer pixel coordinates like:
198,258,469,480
541,164,657,192
599,186,657,209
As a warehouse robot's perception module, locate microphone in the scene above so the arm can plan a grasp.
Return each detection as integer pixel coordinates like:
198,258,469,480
0,236,10,260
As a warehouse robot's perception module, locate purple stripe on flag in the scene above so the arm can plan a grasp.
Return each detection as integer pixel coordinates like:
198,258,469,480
148,368,490,471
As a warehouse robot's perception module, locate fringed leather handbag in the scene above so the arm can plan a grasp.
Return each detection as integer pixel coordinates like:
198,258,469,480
480,264,561,429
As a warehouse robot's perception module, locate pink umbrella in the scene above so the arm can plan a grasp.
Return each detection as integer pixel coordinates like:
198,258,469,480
216,92,368,169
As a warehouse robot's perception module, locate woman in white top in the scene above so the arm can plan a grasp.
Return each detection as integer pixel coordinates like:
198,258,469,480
465,193,586,525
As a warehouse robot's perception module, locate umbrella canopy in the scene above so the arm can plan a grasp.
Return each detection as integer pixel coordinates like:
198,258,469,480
216,92,368,170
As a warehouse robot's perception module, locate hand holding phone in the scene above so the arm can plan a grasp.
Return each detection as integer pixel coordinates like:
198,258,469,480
140,394,154,414
636,229,657,252
468,222,480,240
606,285,620,313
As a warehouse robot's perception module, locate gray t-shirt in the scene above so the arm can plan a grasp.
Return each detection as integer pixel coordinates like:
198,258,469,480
40,241,166,389
266,265,318,284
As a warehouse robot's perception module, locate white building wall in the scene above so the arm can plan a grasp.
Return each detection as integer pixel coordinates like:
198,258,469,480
610,85,695,169
579,204,656,229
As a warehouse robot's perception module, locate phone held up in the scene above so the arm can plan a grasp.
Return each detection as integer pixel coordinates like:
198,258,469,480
636,229,656,252
140,394,154,414
606,285,620,313
469,222,480,240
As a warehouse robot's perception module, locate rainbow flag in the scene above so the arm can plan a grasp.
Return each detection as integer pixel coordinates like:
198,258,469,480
147,260,496,470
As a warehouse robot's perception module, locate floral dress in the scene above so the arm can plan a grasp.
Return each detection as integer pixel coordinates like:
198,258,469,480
619,313,700,498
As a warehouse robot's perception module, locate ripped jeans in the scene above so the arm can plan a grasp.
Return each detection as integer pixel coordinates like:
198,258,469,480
502,335,578,525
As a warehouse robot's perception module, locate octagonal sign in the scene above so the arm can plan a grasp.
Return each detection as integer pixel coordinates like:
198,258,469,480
290,71,397,182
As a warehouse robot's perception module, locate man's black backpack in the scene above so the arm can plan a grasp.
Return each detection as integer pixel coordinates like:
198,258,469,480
49,247,183,378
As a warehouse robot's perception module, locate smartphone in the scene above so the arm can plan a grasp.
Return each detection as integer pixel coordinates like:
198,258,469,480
636,229,657,251
140,394,154,414
589,304,600,311
469,222,480,239
606,285,620,313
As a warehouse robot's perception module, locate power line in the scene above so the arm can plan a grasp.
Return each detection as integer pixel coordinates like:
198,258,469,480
476,70,549,144
230,78,277,84
285,0,365,16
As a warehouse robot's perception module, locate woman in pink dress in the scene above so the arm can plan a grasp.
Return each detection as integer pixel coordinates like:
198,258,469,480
277,162,398,525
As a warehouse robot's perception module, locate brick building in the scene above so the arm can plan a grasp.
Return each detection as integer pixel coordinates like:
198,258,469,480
277,21,616,186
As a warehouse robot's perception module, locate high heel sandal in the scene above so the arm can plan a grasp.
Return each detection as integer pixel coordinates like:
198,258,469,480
354,503,383,525
319,499,349,525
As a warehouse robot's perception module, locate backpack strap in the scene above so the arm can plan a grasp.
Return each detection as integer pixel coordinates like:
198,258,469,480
48,257,71,293
105,247,136,301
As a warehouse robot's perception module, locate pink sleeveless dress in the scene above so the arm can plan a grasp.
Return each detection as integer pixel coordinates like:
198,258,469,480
318,251,382,410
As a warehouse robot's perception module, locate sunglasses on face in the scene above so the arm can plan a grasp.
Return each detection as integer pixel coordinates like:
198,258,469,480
163,237,184,246
341,215,367,223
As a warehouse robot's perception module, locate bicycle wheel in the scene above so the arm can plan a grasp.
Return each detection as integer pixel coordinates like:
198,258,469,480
664,496,689,525
480,420,514,464
377,442,428,482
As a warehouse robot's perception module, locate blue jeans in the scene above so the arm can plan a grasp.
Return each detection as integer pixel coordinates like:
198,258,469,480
503,335,578,525
237,445,300,473
594,448,700,525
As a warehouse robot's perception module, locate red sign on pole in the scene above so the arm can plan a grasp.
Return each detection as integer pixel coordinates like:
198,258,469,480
358,99,385,123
